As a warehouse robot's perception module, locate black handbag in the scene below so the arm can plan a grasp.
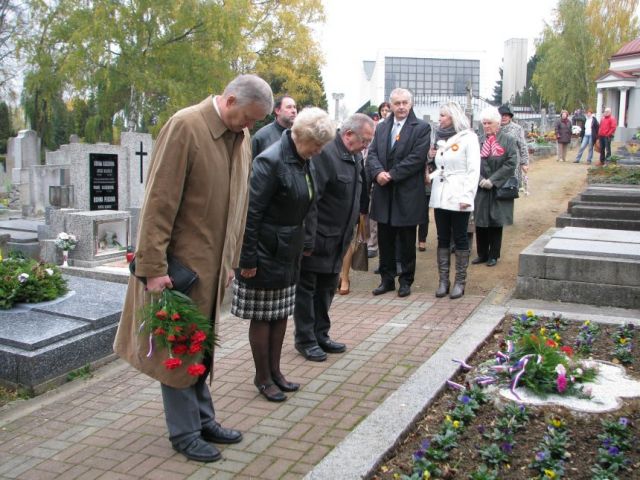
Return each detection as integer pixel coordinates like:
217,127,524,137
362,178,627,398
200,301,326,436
129,255,198,294
495,176,519,200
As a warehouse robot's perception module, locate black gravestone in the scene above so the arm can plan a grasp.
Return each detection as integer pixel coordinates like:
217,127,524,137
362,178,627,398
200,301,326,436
89,153,118,210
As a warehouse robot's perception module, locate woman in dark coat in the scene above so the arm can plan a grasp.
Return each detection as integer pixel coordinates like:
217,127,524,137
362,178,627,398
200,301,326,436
555,109,572,162
473,106,518,267
232,107,335,402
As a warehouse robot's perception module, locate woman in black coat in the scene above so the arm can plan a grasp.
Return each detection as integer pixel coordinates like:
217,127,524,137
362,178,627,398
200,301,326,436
232,108,335,402
473,107,518,267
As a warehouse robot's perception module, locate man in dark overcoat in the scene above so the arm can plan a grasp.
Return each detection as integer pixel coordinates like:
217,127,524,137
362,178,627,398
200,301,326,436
367,88,430,297
114,75,273,463
251,95,297,158
293,114,375,361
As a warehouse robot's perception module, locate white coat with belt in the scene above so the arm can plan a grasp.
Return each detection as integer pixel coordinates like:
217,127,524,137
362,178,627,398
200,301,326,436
428,130,481,212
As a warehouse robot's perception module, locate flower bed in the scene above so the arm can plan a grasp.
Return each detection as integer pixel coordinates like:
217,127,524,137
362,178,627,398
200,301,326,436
587,165,640,185
374,314,640,480
0,254,68,309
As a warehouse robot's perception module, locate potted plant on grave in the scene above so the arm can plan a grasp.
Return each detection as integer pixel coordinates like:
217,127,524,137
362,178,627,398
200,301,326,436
54,232,78,267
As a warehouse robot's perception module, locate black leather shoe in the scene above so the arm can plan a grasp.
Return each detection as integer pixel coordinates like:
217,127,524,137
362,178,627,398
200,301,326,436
173,438,221,462
273,376,300,392
471,256,488,265
295,344,327,362
254,380,286,402
372,283,394,296
367,249,378,258
398,284,411,297
201,422,243,444
486,258,498,267
319,339,346,353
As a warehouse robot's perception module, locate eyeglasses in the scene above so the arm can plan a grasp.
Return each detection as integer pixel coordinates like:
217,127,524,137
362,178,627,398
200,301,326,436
352,131,372,147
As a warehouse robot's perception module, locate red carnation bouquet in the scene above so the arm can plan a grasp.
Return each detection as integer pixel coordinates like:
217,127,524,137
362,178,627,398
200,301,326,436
141,289,214,376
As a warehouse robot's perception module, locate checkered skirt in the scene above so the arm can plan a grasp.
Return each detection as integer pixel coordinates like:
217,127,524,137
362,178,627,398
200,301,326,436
230,278,296,321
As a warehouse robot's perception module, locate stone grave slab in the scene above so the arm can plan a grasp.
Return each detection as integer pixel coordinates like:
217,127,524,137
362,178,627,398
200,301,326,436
551,226,639,243
0,276,127,390
544,238,640,260
0,311,89,350
515,227,640,308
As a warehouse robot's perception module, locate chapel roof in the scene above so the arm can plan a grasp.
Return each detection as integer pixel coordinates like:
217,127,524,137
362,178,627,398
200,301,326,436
613,38,640,58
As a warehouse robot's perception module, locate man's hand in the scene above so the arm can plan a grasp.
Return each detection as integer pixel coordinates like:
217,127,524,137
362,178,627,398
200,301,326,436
376,171,392,186
302,249,313,257
240,268,257,278
226,270,235,287
521,165,529,174
459,202,471,210
147,275,173,293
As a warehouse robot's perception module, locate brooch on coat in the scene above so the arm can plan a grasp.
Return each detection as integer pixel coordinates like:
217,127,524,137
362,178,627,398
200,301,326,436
451,144,459,152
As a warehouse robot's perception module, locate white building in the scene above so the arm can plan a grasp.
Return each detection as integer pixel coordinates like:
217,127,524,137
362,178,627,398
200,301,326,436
361,49,492,122
595,38,640,141
502,38,528,105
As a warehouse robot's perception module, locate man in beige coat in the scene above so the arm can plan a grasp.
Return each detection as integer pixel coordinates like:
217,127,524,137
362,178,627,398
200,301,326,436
114,74,273,462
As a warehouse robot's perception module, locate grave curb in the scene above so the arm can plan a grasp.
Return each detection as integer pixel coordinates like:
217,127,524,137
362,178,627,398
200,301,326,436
304,297,508,480
305,296,640,480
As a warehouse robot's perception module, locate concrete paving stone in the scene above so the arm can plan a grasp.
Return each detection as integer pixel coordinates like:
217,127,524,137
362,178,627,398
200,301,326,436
239,454,277,476
0,454,42,477
29,458,73,475
50,442,87,462
153,457,200,476
261,458,295,479
81,455,120,472
251,423,289,437
272,438,315,453
209,458,246,474
217,447,257,464
281,406,313,423
52,464,92,480
93,448,132,463
244,434,278,454
95,472,139,480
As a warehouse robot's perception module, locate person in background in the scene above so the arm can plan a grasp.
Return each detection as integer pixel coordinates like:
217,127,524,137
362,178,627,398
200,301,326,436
251,95,297,158
473,106,518,268
294,113,374,362
555,110,572,162
232,108,334,403
114,74,273,463
598,107,617,164
498,104,529,185
427,102,480,299
367,101,392,259
574,108,599,164
367,88,430,298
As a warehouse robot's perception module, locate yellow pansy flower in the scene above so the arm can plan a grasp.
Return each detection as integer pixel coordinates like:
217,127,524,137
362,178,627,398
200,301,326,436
423,471,431,480
544,469,556,479
554,333,561,341
620,338,628,344
445,415,452,423
540,327,546,336
584,320,591,326
452,420,460,429
551,418,563,428
526,310,535,317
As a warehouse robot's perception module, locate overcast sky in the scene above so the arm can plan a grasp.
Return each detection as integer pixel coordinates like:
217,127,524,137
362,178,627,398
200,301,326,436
315,0,570,116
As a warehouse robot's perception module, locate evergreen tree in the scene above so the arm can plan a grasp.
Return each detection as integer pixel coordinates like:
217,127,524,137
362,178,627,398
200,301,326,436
492,67,503,106
0,101,11,154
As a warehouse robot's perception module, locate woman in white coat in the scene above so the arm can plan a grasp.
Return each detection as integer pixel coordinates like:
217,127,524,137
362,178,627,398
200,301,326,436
427,102,480,299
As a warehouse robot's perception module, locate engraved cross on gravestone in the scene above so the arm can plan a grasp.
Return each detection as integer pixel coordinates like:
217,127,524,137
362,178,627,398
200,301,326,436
136,141,147,184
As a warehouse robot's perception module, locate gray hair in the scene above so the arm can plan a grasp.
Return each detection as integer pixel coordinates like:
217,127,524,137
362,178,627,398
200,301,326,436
389,88,413,106
440,101,470,132
480,106,501,124
291,107,335,145
223,74,274,113
341,113,374,135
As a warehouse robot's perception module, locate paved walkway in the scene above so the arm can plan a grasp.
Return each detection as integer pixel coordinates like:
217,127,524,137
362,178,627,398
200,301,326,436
0,292,482,480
